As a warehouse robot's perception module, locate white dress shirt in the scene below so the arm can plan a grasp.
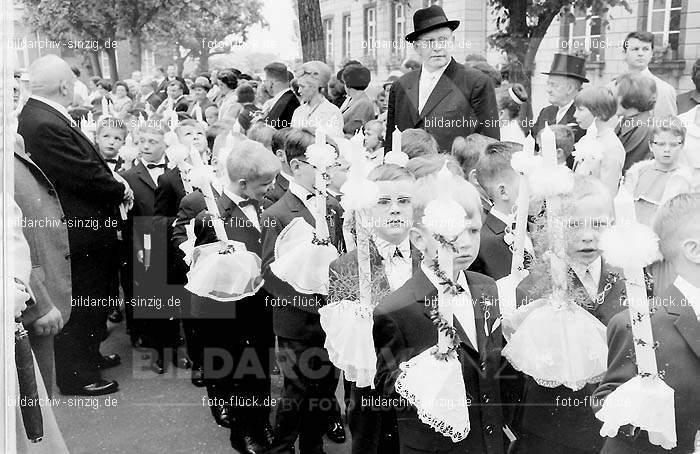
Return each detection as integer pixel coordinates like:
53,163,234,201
374,236,412,291
673,275,700,320
141,158,167,186
287,180,316,214
421,262,478,350
224,188,260,231
571,256,602,301
291,97,344,137
556,100,575,123
489,207,534,253
418,63,449,114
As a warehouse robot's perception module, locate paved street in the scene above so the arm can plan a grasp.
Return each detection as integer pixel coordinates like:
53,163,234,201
53,321,350,454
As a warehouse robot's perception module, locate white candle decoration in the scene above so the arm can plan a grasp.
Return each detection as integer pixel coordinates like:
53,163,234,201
541,122,557,168
143,234,151,269
392,126,402,153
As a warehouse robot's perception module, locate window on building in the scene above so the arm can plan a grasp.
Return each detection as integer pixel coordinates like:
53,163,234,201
342,14,351,59
100,50,119,79
365,6,376,57
324,18,333,62
394,2,406,57
561,7,603,62
423,0,441,6
647,0,681,59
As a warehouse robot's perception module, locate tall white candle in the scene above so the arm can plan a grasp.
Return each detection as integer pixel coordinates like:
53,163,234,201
101,96,109,116
541,122,557,168
392,126,402,153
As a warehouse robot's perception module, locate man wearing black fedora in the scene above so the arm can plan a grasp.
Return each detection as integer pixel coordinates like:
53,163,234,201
531,53,588,166
385,5,500,153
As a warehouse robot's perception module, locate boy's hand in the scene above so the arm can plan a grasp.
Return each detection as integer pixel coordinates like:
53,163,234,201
137,250,144,263
14,279,30,319
31,307,64,336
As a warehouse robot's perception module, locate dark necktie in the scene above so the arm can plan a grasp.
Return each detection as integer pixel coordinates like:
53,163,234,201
393,247,404,259
147,163,166,169
106,158,119,164
238,199,258,208
306,193,315,201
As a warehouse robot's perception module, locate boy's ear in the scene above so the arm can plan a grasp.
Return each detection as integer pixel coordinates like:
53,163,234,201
409,227,426,257
467,169,480,187
275,149,286,162
681,238,700,265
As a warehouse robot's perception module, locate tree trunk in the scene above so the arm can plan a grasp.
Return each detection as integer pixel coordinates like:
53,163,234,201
199,46,209,73
87,49,102,78
105,46,119,81
128,33,143,73
296,0,325,62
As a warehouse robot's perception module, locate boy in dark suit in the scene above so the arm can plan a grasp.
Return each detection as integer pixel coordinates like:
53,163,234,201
194,139,280,453
592,193,700,454
120,124,168,352
264,127,292,208
469,141,531,280
373,172,508,454
261,128,341,454
512,175,627,454
329,164,418,454
95,117,128,172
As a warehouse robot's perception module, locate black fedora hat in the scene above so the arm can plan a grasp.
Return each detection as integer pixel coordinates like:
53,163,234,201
405,5,459,42
542,53,589,83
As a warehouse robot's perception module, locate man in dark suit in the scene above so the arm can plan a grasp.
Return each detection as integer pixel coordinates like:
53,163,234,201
385,5,499,153
511,175,627,454
373,175,508,454
531,53,588,167
194,139,280,453
592,193,700,454
17,55,130,396
156,64,189,98
119,125,168,352
262,62,300,130
261,128,341,454
137,78,164,111
14,134,72,397
155,79,191,119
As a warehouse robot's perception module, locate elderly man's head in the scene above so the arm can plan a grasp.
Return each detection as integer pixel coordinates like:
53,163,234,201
412,27,454,72
28,55,76,107
546,75,582,107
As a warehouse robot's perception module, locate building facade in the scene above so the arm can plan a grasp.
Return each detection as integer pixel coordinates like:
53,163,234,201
319,0,699,115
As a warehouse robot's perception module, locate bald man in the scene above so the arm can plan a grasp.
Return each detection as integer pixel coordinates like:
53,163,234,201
18,55,130,396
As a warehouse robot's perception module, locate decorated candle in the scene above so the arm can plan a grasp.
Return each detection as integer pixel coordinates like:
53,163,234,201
143,234,151,269
189,145,228,241
540,122,557,168
391,126,402,153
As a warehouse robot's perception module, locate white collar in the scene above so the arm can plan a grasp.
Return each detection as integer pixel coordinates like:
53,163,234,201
279,170,293,182
571,256,602,284
30,95,73,123
287,179,314,204
270,87,291,106
223,188,248,206
327,188,342,198
420,260,470,297
673,275,700,318
489,207,513,226
557,100,574,114
420,62,449,82
141,157,166,167
374,235,411,260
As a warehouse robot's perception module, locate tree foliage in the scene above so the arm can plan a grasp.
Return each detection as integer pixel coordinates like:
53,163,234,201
487,0,631,119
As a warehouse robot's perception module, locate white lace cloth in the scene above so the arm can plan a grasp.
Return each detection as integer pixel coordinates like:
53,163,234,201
319,300,376,388
270,217,339,295
395,347,471,442
502,296,608,390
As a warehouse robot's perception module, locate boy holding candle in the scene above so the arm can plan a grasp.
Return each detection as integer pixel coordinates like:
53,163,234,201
512,174,628,454
260,127,342,454
592,193,700,454
469,141,532,280
120,124,168,348
373,171,509,454
194,140,280,453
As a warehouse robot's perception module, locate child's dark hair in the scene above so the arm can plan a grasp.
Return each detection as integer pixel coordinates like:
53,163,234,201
283,128,315,164
476,141,522,192
272,127,292,152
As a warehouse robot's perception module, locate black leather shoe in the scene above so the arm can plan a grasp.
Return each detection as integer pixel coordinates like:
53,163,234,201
211,404,232,428
191,367,205,387
326,420,346,443
60,379,119,396
151,350,165,374
108,309,123,323
231,426,270,454
96,354,121,369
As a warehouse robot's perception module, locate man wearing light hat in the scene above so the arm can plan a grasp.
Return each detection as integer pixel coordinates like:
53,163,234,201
386,5,500,153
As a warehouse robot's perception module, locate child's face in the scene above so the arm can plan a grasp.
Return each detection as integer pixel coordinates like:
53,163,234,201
238,173,277,202
650,131,684,168
363,125,382,150
97,127,126,158
414,213,482,273
564,195,614,265
370,179,414,243
177,125,207,152
115,85,127,98
137,132,165,163
574,105,595,129
327,156,350,192
205,106,219,125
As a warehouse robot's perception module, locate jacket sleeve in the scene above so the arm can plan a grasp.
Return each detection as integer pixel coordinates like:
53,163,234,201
29,123,125,205
373,310,408,396
385,83,398,151
470,74,500,140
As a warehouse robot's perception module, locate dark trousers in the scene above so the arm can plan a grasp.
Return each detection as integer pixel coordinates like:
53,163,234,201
55,250,118,390
181,296,203,368
200,317,273,426
270,336,340,454
512,431,598,454
348,385,399,454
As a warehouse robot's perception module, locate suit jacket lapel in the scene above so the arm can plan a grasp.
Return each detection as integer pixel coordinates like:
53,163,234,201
418,59,457,122
135,162,157,190
402,71,420,126
559,104,578,126
667,286,700,358
487,214,507,236
285,192,316,227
